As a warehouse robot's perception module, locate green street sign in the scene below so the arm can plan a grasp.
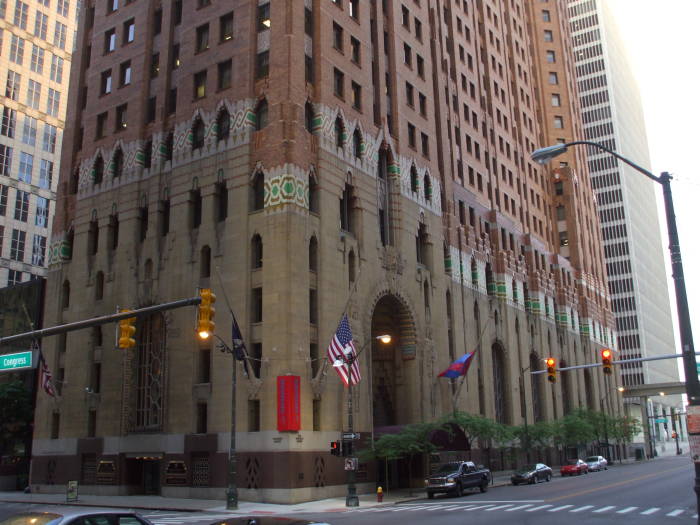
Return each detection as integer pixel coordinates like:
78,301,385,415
655,418,668,424
0,351,34,372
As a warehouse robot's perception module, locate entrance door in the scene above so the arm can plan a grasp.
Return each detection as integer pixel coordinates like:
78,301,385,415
142,459,161,495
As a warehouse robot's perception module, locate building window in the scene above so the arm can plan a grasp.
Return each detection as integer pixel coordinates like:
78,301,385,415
196,24,209,53
407,123,416,148
256,51,269,79
251,235,263,269
93,155,104,184
334,117,344,148
548,72,558,85
544,30,553,42
217,108,230,141
194,70,207,99
9,34,25,65
112,148,124,177
1,108,16,137
352,128,362,158
255,99,268,130
551,93,561,107
50,55,64,82
39,160,53,189
546,50,555,63
14,1,29,29
351,37,360,63
189,190,202,229
257,3,270,31
115,104,128,130
339,183,354,233
403,43,412,66
10,229,26,261
123,18,135,44
251,172,264,211
251,288,263,323
30,45,45,73
207,12,226,41
171,43,180,69
107,0,118,14
554,116,563,129
96,112,107,139
27,80,41,109
333,68,344,98
152,8,162,34
104,28,116,53
351,82,362,110
192,118,205,150
218,59,232,90
14,189,29,220
100,69,112,94
215,182,228,222
18,153,33,184
119,60,131,86
332,22,343,51
349,0,358,19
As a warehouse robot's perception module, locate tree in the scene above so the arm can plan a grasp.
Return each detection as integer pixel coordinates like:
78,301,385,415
0,380,33,456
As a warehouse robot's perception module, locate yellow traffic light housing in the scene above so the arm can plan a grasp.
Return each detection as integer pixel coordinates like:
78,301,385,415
546,357,557,383
601,348,613,375
198,288,216,339
118,310,137,349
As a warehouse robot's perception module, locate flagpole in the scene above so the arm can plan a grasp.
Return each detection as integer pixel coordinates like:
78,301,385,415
451,317,491,413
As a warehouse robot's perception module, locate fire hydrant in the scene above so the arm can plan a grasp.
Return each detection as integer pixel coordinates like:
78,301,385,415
377,486,384,502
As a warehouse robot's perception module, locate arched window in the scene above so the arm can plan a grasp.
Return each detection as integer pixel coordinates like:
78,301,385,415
95,271,104,300
93,156,104,185
165,131,174,161
471,257,478,286
348,250,356,287
255,99,268,130
250,172,265,211
192,117,205,150
70,168,80,194
112,148,124,178
334,116,344,148
339,182,354,233
485,263,495,296
377,148,392,246
251,234,263,269
143,139,153,169
305,102,314,132
416,223,429,268
423,174,432,200
530,353,543,422
410,166,419,193
62,280,70,309
308,236,318,272
308,174,319,213
492,344,508,424
352,128,362,158
216,108,230,141
200,245,211,278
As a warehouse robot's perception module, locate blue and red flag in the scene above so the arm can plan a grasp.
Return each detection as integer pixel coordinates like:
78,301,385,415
438,351,476,379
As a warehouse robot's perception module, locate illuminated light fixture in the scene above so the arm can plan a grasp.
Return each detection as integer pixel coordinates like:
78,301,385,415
660,392,666,396
617,386,625,392
377,334,392,344
262,18,271,28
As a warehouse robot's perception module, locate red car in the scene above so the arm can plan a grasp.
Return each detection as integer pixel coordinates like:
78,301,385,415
560,459,589,476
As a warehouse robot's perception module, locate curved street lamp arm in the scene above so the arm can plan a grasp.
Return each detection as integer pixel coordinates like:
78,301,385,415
565,140,660,183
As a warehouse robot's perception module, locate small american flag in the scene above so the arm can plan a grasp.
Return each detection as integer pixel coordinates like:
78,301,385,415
326,314,360,386
39,354,56,398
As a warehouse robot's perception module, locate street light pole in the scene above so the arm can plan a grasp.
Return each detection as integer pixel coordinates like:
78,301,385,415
532,141,699,522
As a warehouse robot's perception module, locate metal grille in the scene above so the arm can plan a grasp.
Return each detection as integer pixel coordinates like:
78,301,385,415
191,454,210,487
245,457,260,489
81,454,96,484
134,313,166,432
313,456,325,487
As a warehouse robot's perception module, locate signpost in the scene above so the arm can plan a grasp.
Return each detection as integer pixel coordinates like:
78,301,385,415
342,432,360,440
0,351,35,372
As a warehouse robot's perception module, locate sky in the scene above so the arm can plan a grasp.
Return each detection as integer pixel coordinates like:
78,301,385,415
606,1,700,371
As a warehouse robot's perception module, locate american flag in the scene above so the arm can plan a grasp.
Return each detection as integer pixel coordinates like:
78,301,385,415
39,354,56,398
326,314,360,386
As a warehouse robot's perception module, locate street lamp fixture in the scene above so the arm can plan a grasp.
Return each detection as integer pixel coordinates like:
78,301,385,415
617,387,625,393
660,392,666,397
532,140,698,518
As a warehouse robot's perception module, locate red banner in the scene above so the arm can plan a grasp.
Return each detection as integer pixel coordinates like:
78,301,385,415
277,375,301,431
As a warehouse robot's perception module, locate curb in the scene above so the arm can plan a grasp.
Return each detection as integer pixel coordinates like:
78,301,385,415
0,499,209,513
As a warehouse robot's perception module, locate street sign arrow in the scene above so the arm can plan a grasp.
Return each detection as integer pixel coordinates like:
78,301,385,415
341,432,360,440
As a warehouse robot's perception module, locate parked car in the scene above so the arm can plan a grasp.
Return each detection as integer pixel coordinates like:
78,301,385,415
211,516,329,525
510,463,553,485
0,509,154,525
424,461,491,498
560,459,589,476
585,455,608,471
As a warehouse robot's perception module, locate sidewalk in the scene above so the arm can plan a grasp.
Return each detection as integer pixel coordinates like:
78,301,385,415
0,462,642,515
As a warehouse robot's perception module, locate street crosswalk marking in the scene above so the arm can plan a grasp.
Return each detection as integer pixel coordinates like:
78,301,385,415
617,507,638,513
526,504,552,512
505,504,534,511
548,505,573,512
593,506,616,513
570,505,594,513
641,507,661,515
484,504,514,511
667,509,685,517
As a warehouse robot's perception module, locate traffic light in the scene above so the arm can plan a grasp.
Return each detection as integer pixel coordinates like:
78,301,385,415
118,310,136,349
330,441,342,456
546,357,556,383
197,288,216,339
601,348,613,375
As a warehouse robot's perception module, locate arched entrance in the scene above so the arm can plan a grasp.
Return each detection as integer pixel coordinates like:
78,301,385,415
371,294,417,428
370,294,417,490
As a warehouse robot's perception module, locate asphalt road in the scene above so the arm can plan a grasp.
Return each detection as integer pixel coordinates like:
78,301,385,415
0,456,696,524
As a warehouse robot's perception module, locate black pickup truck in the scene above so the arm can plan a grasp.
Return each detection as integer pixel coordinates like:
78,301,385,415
424,461,491,498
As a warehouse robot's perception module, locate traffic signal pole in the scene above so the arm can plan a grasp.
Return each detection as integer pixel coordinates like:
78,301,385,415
0,297,202,346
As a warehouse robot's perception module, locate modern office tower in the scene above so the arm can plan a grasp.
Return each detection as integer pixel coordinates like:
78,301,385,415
568,0,682,445
0,0,76,287
33,0,616,501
